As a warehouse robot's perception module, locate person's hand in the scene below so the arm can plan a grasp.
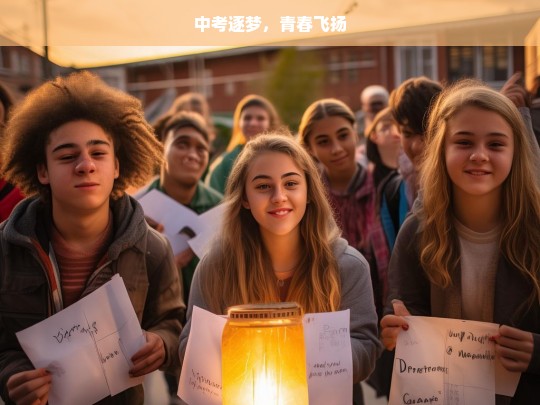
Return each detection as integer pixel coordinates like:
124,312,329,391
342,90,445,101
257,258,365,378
129,331,166,377
492,325,533,372
380,299,411,350
145,216,164,233
6,368,51,405
175,248,195,269
500,72,531,108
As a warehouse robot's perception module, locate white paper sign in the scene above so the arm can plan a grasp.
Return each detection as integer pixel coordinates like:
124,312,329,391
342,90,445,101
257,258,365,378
389,316,521,405
138,189,225,258
178,307,352,405
16,275,145,405
303,309,353,404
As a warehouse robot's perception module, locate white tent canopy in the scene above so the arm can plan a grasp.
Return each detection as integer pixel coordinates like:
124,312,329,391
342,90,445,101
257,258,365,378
1,0,539,68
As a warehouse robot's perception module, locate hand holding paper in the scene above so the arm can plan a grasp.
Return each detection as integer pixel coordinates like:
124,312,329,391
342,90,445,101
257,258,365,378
494,325,534,372
6,368,51,405
380,299,411,350
129,331,166,377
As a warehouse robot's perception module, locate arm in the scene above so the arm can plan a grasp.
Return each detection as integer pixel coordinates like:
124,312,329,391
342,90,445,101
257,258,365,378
178,257,212,364
339,245,382,383
139,228,185,374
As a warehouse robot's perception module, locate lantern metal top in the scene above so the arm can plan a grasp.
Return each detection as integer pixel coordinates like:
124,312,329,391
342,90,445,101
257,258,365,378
227,302,302,319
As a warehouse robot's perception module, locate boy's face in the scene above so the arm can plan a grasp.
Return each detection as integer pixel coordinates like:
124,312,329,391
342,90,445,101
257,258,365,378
162,126,209,188
37,120,119,214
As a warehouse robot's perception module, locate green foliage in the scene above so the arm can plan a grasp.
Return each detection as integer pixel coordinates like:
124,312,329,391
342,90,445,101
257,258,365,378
260,48,325,133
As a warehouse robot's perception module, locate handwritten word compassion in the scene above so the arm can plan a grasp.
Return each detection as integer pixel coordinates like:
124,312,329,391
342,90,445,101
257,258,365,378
53,321,98,344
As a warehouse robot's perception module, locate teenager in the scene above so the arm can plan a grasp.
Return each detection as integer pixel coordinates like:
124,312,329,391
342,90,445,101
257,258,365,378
180,134,381,405
205,94,281,194
0,71,185,405
381,80,540,404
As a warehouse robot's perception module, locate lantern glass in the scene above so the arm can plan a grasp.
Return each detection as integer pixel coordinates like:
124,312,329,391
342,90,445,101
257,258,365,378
222,302,309,405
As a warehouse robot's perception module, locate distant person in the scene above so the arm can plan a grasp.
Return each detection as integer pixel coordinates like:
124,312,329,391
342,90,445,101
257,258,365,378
205,94,282,194
0,82,24,221
0,71,184,405
389,76,443,200
356,85,389,138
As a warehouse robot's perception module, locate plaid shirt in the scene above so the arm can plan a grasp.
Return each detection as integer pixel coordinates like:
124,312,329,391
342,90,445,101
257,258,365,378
322,163,390,311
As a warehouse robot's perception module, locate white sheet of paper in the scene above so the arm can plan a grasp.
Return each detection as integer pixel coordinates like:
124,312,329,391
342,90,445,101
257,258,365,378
389,316,520,405
178,306,227,405
137,189,200,254
178,306,352,405
303,309,353,405
187,203,226,258
16,275,145,405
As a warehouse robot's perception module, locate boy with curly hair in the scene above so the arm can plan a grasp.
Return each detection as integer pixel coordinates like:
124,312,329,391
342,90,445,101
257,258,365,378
0,71,184,405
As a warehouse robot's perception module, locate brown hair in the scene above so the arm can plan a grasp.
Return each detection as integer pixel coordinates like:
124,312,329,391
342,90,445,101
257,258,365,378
0,71,163,200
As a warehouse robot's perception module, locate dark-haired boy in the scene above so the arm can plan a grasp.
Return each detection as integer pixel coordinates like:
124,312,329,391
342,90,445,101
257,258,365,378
0,71,184,405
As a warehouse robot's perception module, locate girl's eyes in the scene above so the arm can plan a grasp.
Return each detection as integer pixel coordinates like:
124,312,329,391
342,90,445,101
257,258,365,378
254,181,299,190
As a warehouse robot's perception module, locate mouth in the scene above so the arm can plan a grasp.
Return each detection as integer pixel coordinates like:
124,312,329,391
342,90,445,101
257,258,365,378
331,155,349,164
464,170,491,176
268,208,292,217
75,182,99,188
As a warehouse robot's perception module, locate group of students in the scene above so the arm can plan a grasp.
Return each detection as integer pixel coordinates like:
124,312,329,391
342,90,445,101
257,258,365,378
0,69,538,405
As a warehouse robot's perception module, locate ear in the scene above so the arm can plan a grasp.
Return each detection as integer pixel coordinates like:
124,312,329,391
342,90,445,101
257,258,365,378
114,157,120,179
37,163,50,185
242,198,250,209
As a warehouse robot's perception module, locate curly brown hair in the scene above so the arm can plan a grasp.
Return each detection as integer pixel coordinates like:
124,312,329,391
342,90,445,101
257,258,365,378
0,71,163,200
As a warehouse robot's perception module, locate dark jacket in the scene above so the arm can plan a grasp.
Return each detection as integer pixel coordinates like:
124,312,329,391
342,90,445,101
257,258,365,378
0,195,185,404
386,214,540,405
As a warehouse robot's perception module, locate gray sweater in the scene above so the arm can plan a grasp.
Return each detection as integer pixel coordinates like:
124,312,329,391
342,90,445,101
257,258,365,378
179,237,382,384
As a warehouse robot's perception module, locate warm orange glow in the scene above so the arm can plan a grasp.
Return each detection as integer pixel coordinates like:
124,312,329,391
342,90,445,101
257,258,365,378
222,304,308,405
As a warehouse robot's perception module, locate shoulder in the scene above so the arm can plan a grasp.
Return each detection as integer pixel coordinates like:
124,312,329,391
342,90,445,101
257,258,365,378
143,226,173,268
333,238,370,280
196,182,224,205
395,212,421,247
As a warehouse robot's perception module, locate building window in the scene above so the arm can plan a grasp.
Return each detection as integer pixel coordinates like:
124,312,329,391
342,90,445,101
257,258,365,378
447,46,511,86
395,46,437,83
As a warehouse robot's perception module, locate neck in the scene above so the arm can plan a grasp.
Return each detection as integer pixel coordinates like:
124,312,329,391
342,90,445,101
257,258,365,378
261,231,301,280
51,203,111,247
453,190,502,232
160,175,197,206
327,164,357,193
378,147,400,170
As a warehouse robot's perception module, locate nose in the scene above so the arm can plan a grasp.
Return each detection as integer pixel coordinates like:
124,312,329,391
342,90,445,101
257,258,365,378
470,148,488,162
75,155,96,174
271,185,287,204
330,140,344,155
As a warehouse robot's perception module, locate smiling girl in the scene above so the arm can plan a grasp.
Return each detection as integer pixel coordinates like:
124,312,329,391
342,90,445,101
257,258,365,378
298,99,390,319
381,80,540,404
180,134,381,404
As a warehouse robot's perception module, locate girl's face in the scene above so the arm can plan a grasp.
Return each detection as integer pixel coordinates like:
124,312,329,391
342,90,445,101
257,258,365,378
307,116,357,177
242,152,308,243
445,106,514,202
372,119,402,152
240,106,271,141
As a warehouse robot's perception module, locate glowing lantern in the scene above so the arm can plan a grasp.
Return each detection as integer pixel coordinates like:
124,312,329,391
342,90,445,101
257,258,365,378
221,302,309,405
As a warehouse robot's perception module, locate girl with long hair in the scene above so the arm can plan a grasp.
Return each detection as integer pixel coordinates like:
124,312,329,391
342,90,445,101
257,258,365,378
381,80,540,404
180,133,381,403
205,94,282,194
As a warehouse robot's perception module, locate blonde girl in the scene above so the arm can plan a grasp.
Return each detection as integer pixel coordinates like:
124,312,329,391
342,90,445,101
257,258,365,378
381,80,540,404
180,134,381,403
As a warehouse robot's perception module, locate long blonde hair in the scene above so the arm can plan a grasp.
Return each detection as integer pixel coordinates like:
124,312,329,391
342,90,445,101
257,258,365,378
200,133,342,314
225,95,281,152
420,79,540,305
